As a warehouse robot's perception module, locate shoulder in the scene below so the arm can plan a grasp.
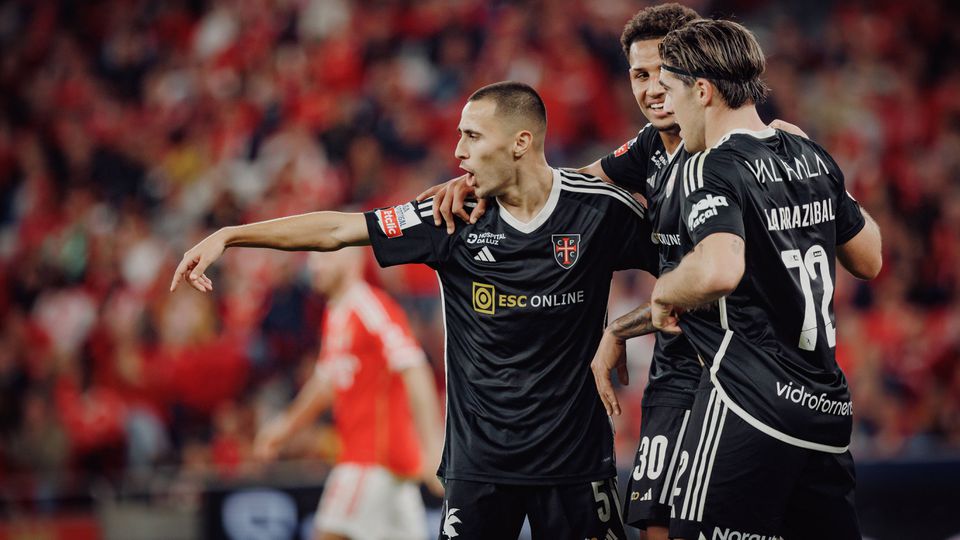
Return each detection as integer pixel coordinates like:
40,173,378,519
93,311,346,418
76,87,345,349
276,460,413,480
681,147,742,197
558,168,646,219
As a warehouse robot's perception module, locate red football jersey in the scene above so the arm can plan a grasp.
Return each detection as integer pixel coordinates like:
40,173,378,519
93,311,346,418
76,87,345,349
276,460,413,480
317,282,426,477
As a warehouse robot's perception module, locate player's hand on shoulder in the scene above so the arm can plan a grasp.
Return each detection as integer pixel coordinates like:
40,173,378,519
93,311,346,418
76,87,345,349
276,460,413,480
769,119,809,139
170,229,228,293
429,174,485,234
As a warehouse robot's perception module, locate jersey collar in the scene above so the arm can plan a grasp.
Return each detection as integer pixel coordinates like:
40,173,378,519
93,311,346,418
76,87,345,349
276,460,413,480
495,168,561,234
713,127,777,148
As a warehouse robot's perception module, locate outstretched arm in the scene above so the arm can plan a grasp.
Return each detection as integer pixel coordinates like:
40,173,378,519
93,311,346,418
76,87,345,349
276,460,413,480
170,211,369,293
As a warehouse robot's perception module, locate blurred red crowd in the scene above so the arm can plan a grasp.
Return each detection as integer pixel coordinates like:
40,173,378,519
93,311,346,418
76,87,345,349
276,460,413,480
0,0,957,513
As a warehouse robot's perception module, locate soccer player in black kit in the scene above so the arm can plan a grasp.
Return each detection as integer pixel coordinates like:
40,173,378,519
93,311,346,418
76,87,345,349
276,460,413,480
627,19,882,540
170,82,659,539
423,7,805,540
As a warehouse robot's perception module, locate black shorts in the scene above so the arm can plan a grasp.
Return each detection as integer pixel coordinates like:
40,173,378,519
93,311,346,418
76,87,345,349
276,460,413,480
669,384,861,540
623,404,693,530
438,477,626,540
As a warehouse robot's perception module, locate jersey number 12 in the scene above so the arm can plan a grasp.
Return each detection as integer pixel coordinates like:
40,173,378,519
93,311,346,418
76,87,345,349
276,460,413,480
781,244,836,351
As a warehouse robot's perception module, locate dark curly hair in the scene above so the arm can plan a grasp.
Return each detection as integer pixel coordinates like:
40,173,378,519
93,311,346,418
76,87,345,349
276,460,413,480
620,3,701,58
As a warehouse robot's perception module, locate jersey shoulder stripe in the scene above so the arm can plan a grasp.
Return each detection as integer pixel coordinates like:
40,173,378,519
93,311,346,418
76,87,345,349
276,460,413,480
416,197,477,218
559,170,646,217
682,148,712,197
559,181,645,219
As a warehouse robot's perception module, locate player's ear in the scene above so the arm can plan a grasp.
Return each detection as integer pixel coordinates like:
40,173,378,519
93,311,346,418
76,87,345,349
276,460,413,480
696,78,713,106
513,130,533,159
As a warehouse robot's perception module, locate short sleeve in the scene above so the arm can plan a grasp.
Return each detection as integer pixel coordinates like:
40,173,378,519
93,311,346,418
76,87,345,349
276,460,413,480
835,189,865,245
364,199,456,268
600,125,654,196
681,151,745,246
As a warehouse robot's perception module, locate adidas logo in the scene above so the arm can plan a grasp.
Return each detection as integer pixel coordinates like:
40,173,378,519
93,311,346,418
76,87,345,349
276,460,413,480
639,488,652,501
473,246,496,262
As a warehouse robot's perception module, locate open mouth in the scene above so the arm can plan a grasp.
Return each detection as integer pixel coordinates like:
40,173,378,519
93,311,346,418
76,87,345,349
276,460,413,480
648,103,666,112
461,165,476,184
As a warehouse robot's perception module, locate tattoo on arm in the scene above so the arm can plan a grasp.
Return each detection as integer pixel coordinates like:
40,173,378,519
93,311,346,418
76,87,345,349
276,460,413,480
608,304,655,340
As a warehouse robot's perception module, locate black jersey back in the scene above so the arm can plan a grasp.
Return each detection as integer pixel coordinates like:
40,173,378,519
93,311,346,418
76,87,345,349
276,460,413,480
678,128,866,451
364,168,658,484
603,124,702,408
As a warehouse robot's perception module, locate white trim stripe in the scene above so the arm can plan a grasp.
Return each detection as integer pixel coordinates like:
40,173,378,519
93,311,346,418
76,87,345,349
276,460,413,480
718,297,729,331
560,172,646,216
709,329,850,453
696,148,711,191
697,403,728,521
658,409,692,505
681,388,716,520
560,183,645,219
687,393,724,521
496,169,562,234
435,273,450,461
713,127,777,149
559,169,645,204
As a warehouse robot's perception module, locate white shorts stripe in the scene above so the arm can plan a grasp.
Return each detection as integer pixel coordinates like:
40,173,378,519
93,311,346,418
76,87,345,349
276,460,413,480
687,392,724,521
680,388,717,519
697,402,729,521
658,409,692,505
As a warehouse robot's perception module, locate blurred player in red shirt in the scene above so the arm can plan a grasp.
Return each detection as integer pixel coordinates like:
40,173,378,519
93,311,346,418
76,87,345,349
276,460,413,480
253,249,443,540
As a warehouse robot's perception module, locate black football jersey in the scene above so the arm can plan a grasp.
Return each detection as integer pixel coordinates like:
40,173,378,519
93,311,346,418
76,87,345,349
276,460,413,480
363,168,658,484
601,123,670,197
677,128,866,452
603,125,702,408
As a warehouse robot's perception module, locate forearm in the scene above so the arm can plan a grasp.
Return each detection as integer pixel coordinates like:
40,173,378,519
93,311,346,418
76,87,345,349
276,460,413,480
654,233,744,308
653,263,722,309
606,303,655,340
222,211,369,252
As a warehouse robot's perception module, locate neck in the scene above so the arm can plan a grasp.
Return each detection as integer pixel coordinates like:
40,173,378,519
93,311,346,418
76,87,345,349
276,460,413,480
495,156,553,223
704,103,767,150
659,130,683,155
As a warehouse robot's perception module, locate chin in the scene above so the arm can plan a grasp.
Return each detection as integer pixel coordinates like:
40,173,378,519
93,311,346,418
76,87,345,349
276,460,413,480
649,117,676,132
682,139,705,153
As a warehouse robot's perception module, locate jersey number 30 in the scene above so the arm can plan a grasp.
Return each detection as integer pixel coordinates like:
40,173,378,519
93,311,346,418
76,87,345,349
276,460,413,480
781,244,836,351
